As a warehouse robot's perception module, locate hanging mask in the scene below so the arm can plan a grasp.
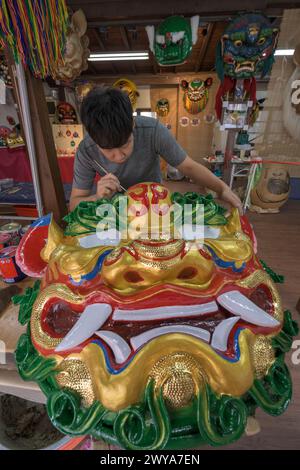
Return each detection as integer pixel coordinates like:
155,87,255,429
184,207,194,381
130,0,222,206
216,13,279,81
113,78,140,110
146,15,199,66
156,98,170,117
181,77,213,114
56,102,77,124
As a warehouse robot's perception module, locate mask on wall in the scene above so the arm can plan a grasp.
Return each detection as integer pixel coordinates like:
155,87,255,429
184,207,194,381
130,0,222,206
113,78,140,110
181,78,213,114
215,13,279,121
0,57,12,88
56,102,77,124
216,13,279,81
250,164,290,213
146,15,199,66
156,98,170,117
14,183,297,450
75,82,95,102
54,9,90,82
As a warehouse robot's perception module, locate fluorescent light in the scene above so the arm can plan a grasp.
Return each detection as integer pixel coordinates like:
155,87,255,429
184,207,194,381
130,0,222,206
88,52,149,61
90,52,148,57
275,49,295,56
88,56,149,61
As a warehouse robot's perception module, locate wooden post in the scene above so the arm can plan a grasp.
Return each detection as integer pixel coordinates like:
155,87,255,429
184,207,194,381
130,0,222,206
5,47,67,221
223,130,237,185
22,69,68,221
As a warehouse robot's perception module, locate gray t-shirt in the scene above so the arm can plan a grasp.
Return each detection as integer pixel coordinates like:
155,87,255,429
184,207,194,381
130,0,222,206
72,116,187,191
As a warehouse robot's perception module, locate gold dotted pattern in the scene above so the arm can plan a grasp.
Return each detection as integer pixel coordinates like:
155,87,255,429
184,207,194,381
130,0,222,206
237,269,283,322
133,239,184,259
149,353,205,409
250,335,275,379
31,284,84,350
139,255,183,270
55,358,95,407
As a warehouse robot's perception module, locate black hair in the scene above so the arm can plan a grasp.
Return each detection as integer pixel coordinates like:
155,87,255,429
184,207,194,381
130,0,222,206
80,86,133,148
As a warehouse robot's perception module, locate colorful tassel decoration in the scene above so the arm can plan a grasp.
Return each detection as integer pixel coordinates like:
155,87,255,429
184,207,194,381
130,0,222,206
0,0,69,79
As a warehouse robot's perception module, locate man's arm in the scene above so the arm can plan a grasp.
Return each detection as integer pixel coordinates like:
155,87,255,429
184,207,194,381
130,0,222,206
69,187,97,212
69,174,122,211
177,156,243,213
154,122,242,213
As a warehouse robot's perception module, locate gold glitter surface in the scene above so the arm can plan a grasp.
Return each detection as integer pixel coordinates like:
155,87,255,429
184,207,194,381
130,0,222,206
250,335,275,379
149,353,205,409
56,358,95,407
132,239,184,259
31,284,84,350
139,254,183,270
237,269,283,322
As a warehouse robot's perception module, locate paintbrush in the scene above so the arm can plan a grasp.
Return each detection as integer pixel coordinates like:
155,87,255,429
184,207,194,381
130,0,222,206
93,160,126,192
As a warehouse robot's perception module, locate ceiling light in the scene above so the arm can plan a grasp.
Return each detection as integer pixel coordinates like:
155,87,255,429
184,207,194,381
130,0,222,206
275,49,295,56
88,52,149,61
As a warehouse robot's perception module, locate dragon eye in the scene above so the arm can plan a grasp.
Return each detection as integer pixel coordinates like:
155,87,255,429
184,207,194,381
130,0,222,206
234,39,243,47
258,37,266,45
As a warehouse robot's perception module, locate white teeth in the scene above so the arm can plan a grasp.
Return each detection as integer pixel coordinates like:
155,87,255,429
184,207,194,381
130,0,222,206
211,317,240,351
78,230,121,248
217,291,280,328
130,325,210,351
204,226,220,239
55,303,112,352
112,302,218,322
95,331,131,364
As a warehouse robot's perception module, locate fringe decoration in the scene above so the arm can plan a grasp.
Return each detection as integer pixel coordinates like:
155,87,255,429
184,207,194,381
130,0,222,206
0,0,69,79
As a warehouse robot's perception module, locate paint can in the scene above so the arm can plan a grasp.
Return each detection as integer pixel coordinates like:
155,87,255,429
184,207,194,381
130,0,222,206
0,223,21,246
0,233,11,250
20,224,31,237
0,246,26,283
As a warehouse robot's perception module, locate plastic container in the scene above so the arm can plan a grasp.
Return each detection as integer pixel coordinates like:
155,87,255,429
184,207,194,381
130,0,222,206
0,245,26,282
0,222,21,246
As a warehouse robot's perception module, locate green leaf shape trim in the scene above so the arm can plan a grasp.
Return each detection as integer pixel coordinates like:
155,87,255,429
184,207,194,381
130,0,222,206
12,280,41,325
171,192,227,226
196,383,247,446
260,259,284,283
248,356,292,416
272,310,299,353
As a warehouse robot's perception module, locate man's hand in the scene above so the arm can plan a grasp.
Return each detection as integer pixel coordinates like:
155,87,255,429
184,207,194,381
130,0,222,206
219,185,243,215
96,173,121,199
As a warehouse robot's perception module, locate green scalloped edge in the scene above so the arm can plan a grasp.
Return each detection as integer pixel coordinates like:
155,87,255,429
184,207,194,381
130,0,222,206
63,192,228,237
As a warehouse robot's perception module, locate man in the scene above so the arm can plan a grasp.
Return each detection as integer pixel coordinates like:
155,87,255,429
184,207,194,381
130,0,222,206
70,86,242,213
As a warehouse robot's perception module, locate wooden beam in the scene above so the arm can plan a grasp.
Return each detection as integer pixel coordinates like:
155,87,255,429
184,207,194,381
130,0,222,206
119,26,136,75
91,30,118,75
87,61,99,74
111,63,119,75
93,28,106,51
66,0,288,21
119,26,130,50
195,23,215,72
80,71,218,86
149,51,158,75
